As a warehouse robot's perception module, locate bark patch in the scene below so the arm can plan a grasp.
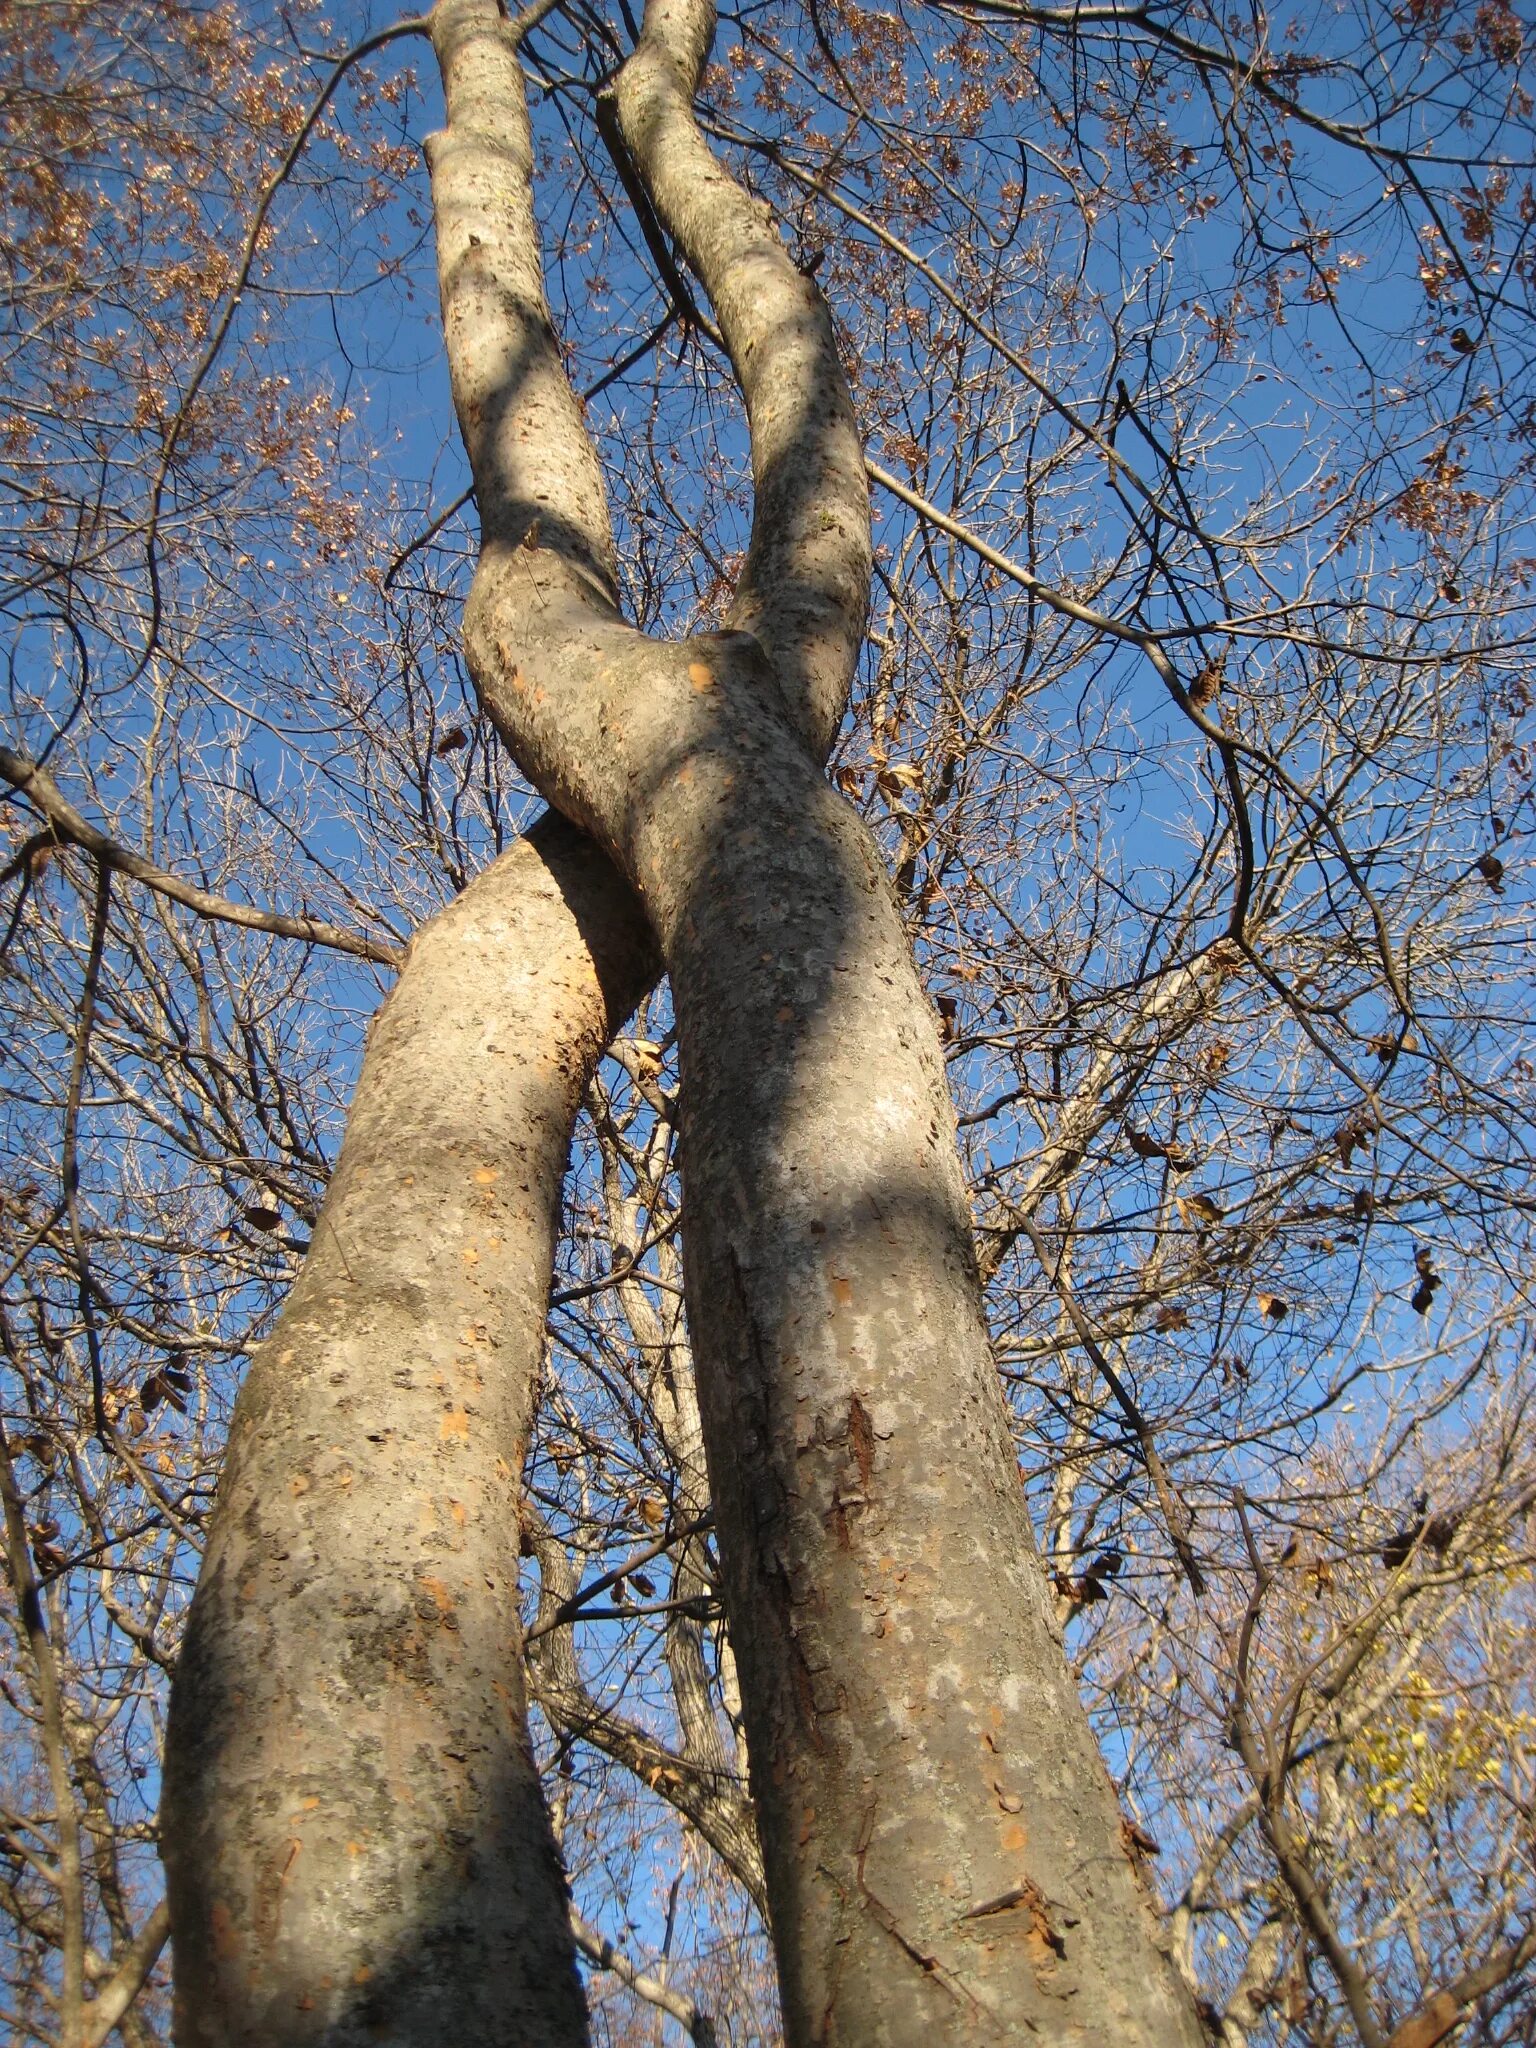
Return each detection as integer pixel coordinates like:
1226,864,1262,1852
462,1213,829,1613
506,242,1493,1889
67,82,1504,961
848,1394,876,1491
961,1878,1071,1966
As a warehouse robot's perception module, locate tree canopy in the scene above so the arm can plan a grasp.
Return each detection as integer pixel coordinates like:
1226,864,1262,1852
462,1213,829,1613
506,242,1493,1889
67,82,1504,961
2,0,1534,2041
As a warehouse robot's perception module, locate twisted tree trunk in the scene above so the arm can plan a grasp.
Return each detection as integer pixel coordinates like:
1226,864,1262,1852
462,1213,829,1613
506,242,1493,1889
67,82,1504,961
163,0,1207,2041
428,0,1205,2040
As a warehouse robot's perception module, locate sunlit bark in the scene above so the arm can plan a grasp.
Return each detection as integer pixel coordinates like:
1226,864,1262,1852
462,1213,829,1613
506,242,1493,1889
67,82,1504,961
162,820,653,2047
419,0,1205,2037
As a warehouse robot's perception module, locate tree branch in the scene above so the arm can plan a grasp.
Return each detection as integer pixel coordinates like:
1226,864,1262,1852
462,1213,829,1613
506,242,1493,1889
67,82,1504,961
1,747,404,966
1020,1215,1207,1596
80,1900,171,2048
1384,1919,1536,2048
569,1907,719,2045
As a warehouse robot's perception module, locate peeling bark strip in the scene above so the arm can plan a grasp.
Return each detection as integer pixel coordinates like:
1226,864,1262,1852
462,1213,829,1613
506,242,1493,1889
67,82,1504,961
162,821,654,2047
427,0,1206,2040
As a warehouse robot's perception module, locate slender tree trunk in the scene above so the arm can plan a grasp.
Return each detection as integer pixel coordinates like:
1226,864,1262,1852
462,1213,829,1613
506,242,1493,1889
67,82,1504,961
428,0,1206,2039
161,819,654,2047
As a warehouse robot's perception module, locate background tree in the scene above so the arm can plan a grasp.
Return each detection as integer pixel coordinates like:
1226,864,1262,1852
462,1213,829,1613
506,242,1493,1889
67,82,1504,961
2,0,1533,2043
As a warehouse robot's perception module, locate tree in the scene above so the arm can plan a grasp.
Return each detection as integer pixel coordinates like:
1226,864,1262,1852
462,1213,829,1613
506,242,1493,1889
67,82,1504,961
1,0,1533,2044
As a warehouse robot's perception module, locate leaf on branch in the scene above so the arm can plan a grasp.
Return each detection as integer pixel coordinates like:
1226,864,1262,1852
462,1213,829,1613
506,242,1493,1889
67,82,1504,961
1256,1292,1289,1321
1053,1570,1107,1605
1120,1817,1160,1861
434,724,469,755
1155,1304,1190,1332
1381,1493,1429,1569
141,1371,187,1415
1476,851,1505,892
1334,1112,1378,1170
243,1204,282,1232
1176,1191,1223,1231
1128,1128,1194,1170
1365,1028,1415,1060
1187,657,1224,709
627,1039,664,1084
1054,1548,1122,1607
875,762,922,799
1411,1246,1442,1315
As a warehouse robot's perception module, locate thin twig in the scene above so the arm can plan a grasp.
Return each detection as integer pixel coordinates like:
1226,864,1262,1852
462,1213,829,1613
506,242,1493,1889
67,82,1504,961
61,863,112,1444
381,484,475,589
525,1510,715,1641
1230,1496,1385,2048
1021,1215,1206,1596
1,748,404,966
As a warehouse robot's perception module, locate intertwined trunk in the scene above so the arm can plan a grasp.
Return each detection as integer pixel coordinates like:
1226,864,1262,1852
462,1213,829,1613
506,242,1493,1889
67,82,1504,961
161,823,653,2045
162,0,1206,2041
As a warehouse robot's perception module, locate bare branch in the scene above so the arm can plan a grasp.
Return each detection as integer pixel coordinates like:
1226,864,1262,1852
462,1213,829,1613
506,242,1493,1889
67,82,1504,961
1,747,405,966
570,1907,719,2045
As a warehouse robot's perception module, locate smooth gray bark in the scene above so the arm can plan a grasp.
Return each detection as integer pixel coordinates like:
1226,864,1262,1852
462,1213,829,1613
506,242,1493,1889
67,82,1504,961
163,0,1208,2038
161,818,654,2046
428,0,1207,2039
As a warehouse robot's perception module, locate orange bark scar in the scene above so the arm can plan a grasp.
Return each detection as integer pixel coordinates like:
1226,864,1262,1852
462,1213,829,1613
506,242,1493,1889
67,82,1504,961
441,1409,470,1439
688,659,715,692
210,1901,241,1961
